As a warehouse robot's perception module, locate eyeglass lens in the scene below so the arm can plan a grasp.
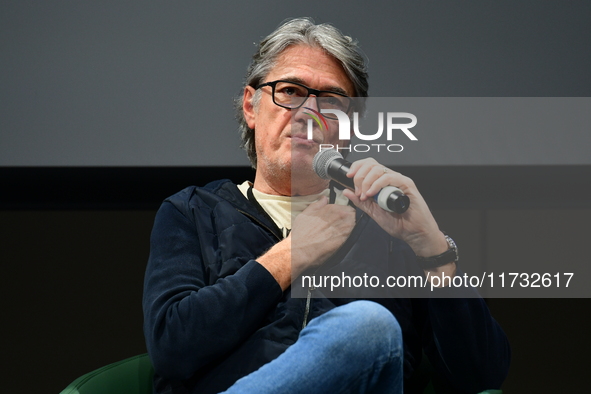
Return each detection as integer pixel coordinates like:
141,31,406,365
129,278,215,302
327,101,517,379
273,82,350,113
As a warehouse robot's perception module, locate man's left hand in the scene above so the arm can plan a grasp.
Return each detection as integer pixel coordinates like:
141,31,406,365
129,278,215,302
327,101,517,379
341,157,448,259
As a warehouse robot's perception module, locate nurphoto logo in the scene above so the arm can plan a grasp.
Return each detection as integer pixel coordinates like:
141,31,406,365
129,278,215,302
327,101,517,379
305,108,418,153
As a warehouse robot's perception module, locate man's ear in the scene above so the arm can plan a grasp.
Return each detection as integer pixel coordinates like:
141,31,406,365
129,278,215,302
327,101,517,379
243,86,257,129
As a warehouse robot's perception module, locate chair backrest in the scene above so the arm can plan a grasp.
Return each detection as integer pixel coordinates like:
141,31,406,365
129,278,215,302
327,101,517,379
60,354,153,394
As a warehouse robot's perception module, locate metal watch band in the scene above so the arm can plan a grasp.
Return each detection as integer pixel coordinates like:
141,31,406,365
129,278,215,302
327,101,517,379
416,234,459,269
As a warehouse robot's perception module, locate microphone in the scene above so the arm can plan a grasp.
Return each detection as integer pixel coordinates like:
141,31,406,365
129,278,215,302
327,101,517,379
312,149,410,214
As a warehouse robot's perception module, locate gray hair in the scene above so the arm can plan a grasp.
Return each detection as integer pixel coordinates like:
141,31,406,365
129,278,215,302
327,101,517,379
235,17,369,168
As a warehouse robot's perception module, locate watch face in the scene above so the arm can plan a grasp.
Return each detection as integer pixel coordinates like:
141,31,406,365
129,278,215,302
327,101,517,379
416,234,459,269
445,235,458,260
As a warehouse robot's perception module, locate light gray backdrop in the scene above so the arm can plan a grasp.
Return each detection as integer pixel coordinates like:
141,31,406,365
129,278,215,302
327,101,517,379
1,1,590,166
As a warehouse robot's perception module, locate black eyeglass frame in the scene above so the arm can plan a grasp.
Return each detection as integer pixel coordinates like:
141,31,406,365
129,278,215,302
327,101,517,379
255,79,354,116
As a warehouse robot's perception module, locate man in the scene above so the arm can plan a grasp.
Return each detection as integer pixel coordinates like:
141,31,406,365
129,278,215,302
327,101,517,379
143,18,510,394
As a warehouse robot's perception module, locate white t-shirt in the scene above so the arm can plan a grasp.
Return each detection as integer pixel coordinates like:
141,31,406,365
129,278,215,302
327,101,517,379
237,181,349,238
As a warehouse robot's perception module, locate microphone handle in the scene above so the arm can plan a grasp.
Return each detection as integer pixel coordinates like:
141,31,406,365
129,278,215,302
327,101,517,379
325,157,409,214
326,158,354,189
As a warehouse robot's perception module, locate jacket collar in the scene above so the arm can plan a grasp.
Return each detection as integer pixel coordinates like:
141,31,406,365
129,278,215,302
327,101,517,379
204,179,283,239
203,178,368,243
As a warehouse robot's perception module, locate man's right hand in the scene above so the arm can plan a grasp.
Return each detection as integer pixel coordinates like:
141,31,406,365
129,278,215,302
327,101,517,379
257,196,356,291
290,196,356,275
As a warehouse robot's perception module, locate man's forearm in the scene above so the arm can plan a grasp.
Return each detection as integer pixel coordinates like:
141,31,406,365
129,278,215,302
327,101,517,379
258,240,292,291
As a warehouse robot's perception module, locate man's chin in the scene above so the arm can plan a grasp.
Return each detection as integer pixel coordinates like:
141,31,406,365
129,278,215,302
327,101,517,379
290,145,318,166
291,154,324,186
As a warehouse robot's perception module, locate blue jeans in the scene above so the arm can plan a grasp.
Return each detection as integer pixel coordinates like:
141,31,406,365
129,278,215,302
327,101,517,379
222,300,403,394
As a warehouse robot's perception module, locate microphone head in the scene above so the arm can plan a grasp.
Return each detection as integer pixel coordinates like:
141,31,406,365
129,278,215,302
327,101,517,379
313,149,343,179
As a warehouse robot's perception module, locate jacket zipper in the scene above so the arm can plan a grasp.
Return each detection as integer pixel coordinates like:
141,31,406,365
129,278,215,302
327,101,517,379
238,208,317,329
301,211,366,329
236,209,283,242
239,208,317,329
238,207,366,331
302,286,315,329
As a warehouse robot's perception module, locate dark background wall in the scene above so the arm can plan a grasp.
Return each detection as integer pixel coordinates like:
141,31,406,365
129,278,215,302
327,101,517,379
1,1,590,393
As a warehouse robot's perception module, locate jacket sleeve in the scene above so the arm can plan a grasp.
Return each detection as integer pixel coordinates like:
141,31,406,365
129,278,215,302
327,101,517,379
417,282,511,393
142,199,283,380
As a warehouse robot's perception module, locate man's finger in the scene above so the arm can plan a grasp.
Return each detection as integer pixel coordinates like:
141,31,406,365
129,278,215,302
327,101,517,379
304,195,329,211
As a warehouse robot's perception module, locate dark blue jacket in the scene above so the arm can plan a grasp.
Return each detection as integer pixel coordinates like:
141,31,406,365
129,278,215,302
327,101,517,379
143,180,510,393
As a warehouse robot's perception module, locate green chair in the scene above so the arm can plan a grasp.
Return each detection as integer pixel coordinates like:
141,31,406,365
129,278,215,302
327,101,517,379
60,353,501,394
423,382,502,394
60,354,153,394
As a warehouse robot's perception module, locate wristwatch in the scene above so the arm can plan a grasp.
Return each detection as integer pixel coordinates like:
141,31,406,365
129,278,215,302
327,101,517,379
416,234,459,269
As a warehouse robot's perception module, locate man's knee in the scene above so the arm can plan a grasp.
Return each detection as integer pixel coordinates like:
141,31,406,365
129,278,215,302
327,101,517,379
318,301,402,359
343,301,401,339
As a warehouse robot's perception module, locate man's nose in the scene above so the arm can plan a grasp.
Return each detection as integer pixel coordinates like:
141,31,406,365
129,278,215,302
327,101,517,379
292,95,320,122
